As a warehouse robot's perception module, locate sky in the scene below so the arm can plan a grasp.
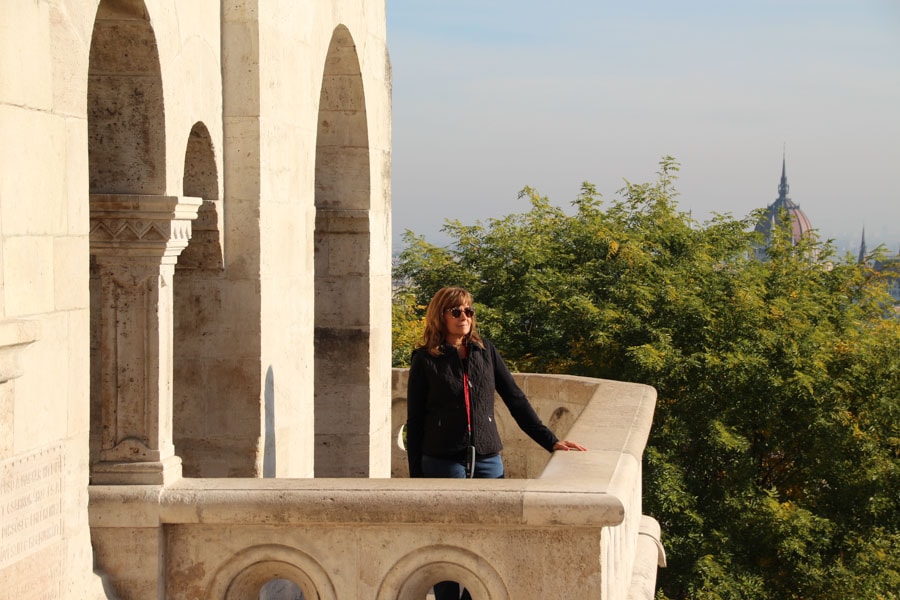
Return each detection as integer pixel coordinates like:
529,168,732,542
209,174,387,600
385,0,900,256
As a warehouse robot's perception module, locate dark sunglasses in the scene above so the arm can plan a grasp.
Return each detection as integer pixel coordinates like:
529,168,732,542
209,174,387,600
444,306,475,318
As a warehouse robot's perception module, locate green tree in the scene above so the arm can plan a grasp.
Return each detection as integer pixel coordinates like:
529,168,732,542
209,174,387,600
393,158,900,599
392,285,425,366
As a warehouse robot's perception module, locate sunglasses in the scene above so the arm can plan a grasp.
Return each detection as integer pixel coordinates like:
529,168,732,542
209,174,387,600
444,306,475,318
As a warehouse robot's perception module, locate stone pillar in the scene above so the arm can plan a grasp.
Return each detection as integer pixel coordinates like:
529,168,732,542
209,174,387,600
89,194,200,485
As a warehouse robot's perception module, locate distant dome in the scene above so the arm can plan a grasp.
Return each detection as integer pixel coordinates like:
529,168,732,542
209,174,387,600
755,156,813,246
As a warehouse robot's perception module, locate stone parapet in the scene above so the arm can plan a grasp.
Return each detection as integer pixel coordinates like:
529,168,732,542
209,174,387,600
89,373,664,599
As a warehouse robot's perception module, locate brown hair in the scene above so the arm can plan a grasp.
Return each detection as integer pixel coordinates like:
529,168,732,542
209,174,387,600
418,286,485,356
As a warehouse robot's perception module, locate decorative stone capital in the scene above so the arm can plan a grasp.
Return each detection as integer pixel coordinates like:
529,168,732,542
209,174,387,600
0,319,40,383
90,194,202,261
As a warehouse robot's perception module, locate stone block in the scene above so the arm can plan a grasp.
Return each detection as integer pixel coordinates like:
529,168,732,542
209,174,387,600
0,106,67,235
313,278,370,326
0,385,12,459
314,432,376,477
202,358,263,437
15,313,69,448
64,119,90,235
222,21,261,118
314,384,371,431
320,229,371,276
4,236,54,317
49,5,91,118
260,121,306,201
90,526,163,599
222,1,259,22
66,309,90,438
0,1,52,109
313,146,370,210
175,435,261,478
316,108,369,147
89,20,159,74
53,236,88,311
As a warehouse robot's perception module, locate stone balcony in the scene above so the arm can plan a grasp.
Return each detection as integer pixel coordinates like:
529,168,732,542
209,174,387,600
89,371,665,599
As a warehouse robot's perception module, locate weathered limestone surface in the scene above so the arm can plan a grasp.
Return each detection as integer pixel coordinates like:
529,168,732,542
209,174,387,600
1,0,391,596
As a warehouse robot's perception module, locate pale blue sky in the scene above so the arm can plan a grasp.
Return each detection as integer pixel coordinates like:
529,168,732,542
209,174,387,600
386,0,900,254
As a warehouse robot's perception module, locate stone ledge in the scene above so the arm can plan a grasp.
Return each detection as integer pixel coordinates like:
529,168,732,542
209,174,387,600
0,318,40,383
91,479,625,528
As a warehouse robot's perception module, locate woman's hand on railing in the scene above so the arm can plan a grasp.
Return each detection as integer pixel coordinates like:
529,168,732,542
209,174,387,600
553,440,587,452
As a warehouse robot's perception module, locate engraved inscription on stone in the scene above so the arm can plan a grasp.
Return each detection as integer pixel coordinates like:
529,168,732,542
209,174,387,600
0,543,62,600
0,444,64,571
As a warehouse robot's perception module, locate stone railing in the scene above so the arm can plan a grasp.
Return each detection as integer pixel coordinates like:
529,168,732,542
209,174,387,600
89,372,665,599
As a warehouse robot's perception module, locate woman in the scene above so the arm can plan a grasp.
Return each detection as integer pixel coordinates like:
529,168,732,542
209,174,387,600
406,286,586,480
406,287,586,600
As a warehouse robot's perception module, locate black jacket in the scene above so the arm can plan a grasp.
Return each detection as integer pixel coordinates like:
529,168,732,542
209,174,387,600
406,338,559,477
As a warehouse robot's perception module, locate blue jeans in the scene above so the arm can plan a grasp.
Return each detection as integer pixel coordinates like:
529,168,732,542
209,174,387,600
421,453,503,600
421,453,505,479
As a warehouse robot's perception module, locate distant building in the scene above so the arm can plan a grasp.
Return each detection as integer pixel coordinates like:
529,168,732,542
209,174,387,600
858,229,900,309
875,256,900,312
754,155,814,260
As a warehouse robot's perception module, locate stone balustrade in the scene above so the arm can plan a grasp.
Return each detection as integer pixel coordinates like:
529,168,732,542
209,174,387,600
89,371,664,599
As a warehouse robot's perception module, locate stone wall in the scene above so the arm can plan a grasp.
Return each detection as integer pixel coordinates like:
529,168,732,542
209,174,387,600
0,0,391,596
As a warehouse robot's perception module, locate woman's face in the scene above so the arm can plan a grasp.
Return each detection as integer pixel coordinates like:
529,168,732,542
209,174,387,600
442,303,473,339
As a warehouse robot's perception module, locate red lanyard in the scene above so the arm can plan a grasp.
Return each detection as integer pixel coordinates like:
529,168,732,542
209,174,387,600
463,371,472,436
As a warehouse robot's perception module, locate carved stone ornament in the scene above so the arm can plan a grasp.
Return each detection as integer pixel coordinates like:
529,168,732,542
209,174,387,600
90,194,202,260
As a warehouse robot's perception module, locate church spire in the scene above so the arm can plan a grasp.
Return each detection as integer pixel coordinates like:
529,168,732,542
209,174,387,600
777,148,790,202
857,227,867,265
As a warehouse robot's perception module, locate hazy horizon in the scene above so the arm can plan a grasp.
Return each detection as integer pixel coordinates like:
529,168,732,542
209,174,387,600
387,1,900,256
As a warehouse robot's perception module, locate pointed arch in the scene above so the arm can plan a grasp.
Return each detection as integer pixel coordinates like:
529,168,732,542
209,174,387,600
87,0,166,195
178,122,223,270
174,121,224,477
313,25,373,476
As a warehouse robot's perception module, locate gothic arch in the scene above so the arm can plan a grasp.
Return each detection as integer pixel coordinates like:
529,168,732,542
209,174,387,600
313,25,373,476
87,0,166,195
174,121,224,476
178,121,222,270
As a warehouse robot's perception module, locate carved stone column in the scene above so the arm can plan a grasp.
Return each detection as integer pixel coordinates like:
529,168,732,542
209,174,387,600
89,194,200,485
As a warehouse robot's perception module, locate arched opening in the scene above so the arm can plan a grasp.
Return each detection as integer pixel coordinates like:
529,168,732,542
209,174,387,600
225,566,314,600
178,122,222,269
430,581,474,599
313,25,373,477
206,546,336,600
375,546,508,600
87,0,165,195
174,121,224,476
259,578,305,600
